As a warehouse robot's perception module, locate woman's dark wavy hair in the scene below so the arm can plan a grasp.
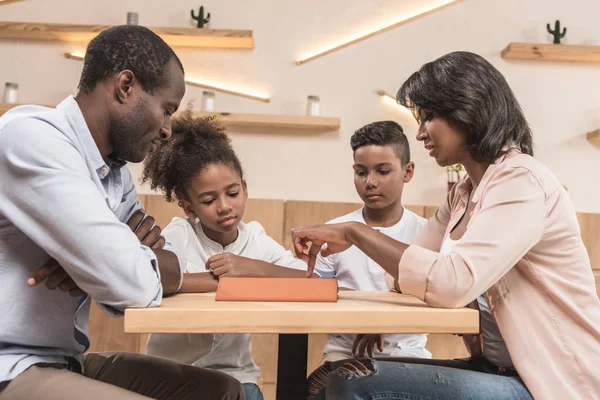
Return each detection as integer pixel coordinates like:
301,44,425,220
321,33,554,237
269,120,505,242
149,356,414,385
141,110,243,206
397,51,533,163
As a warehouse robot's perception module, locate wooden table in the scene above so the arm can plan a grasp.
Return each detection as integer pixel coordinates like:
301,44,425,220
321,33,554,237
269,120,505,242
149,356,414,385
125,291,479,399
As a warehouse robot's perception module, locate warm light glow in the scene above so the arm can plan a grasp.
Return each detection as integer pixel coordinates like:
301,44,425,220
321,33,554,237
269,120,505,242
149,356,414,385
185,78,271,103
296,0,464,65
378,90,413,118
0,0,25,5
64,52,84,61
64,52,271,103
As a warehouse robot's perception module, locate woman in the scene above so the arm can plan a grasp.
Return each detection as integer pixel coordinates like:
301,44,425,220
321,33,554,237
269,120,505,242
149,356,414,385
294,51,600,400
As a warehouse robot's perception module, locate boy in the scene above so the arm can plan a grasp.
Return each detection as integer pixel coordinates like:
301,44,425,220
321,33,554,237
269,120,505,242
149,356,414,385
315,121,431,363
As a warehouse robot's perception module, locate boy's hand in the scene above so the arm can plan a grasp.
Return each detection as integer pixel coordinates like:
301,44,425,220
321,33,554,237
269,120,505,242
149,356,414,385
352,334,384,358
206,253,260,278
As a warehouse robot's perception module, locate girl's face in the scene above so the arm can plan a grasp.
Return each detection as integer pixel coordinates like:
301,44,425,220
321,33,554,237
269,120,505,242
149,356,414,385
416,109,469,167
182,163,247,247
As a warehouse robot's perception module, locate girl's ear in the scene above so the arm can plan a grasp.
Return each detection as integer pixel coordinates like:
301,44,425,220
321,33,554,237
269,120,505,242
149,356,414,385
181,199,198,220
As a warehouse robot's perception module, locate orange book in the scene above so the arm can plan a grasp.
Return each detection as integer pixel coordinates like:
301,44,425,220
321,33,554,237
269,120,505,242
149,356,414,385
215,277,338,302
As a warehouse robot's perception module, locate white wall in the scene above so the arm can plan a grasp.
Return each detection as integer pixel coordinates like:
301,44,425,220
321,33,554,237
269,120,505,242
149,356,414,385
2,0,599,211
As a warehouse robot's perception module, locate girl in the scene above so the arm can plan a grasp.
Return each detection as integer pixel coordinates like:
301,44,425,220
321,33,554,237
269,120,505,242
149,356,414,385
141,112,312,400
292,51,600,399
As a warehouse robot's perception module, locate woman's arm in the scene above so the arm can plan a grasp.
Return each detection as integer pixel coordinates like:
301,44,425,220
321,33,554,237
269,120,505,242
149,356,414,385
292,222,409,278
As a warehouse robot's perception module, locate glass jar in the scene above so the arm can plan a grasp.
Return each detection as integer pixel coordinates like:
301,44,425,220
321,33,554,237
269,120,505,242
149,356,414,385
3,82,18,104
127,12,139,26
306,95,320,116
201,91,215,112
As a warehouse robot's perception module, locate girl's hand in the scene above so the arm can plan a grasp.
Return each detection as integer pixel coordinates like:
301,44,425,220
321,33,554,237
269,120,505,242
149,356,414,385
205,253,260,278
291,222,354,277
352,334,384,358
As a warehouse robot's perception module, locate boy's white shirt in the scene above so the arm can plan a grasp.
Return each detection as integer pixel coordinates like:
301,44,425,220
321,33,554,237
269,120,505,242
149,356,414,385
315,207,432,359
146,217,309,384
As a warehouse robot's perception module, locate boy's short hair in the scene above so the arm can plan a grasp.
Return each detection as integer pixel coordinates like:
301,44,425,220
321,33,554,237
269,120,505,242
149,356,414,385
350,121,411,165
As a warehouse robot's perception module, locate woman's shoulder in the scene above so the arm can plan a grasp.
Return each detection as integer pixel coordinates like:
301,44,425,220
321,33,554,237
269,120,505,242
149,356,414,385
494,153,562,197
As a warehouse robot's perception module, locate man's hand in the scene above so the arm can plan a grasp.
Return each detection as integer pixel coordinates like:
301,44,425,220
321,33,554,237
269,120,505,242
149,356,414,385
352,334,384,358
27,209,165,296
27,258,86,297
206,253,261,278
291,223,353,277
127,210,165,249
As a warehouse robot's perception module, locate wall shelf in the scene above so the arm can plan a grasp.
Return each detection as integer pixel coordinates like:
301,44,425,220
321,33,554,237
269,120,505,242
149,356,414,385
194,112,341,131
0,0,25,6
1,105,340,132
501,42,600,63
0,22,254,49
588,129,600,149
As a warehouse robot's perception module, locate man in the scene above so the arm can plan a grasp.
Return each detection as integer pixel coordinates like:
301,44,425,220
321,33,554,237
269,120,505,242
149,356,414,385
0,26,243,400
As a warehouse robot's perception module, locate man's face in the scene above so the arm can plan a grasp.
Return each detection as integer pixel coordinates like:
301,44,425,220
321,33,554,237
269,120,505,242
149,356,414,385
109,59,185,163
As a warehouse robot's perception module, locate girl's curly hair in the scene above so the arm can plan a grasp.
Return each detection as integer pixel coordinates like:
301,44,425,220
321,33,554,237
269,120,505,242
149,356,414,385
141,111,244,206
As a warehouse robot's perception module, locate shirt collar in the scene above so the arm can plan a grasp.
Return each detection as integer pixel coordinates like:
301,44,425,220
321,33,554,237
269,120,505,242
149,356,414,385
192,218,244,252
458,144,522,204
56,96,126,179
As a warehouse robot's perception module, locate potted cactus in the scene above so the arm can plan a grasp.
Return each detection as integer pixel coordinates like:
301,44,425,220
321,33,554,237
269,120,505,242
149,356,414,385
547,20,566,44
191,6,210,28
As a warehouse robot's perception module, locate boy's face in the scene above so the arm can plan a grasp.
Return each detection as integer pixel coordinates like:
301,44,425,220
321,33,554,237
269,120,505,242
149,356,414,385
352,144,414,210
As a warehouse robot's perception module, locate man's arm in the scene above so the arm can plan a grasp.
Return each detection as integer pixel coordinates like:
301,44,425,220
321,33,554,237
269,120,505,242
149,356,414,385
125,210,181,296
0,118,162,309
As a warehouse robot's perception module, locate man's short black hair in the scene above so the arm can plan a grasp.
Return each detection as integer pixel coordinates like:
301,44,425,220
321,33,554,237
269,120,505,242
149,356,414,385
351,121,411,165
78,25,184,94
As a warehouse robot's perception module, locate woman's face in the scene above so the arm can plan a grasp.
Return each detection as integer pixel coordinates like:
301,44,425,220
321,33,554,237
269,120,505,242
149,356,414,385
416,110,469,167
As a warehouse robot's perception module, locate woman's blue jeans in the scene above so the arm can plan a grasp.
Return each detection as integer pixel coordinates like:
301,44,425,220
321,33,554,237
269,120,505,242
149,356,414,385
312,357,533,400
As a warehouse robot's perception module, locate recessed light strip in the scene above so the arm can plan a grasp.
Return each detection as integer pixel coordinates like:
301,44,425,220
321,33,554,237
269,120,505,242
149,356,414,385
296,0,464,65
64,53,271,103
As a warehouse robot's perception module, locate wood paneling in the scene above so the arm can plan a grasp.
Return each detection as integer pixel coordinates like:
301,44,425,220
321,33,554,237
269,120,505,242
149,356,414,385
426,334,470,360
578,213,600,270
87,300,141,353
424,205,439,219
251,334,279,383
307,334,329,375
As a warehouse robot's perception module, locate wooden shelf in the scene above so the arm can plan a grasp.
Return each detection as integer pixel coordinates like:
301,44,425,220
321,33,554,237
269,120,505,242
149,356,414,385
0,22,253,49
501,42,600,63
1,105,340,132
194,112,341,131
588,129,600,148
0,0,25,6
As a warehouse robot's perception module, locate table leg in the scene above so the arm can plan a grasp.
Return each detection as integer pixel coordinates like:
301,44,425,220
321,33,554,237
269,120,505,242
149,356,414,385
276,334,308,400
